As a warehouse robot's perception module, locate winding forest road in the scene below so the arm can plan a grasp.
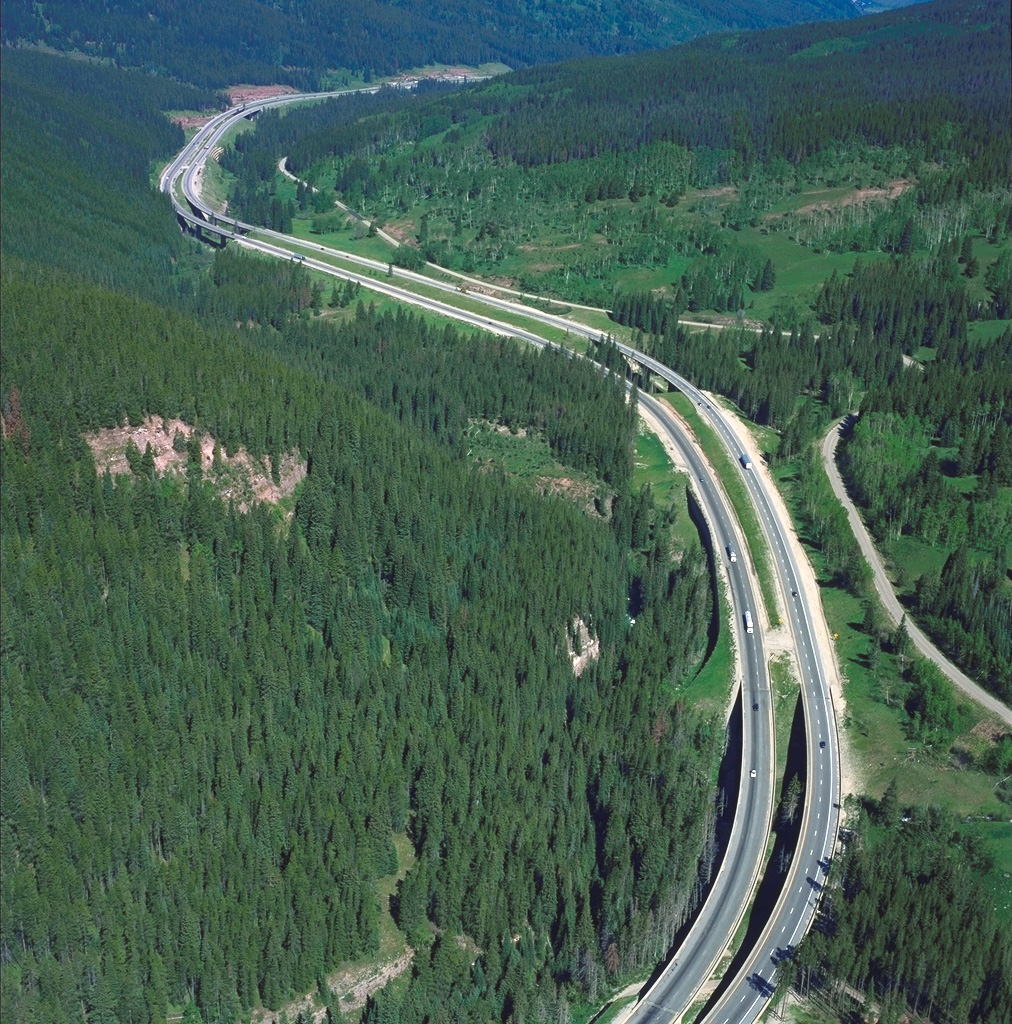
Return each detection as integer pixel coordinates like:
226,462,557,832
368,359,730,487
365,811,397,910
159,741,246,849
822,419,1012,726
163,94,842,1024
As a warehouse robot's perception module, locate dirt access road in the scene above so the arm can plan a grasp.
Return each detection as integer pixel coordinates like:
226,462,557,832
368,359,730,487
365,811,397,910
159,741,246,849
822,417,1012,727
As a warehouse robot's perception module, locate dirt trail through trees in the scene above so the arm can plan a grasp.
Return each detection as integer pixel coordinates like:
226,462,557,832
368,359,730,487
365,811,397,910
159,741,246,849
822,418,1012,726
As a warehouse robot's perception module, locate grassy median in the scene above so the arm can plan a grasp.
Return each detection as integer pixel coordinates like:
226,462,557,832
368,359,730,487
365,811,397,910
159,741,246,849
664,392,781,625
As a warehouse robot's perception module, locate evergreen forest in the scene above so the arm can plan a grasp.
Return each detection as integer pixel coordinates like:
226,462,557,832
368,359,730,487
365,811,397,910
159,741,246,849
789,800,1012,1022
1,39,723,1024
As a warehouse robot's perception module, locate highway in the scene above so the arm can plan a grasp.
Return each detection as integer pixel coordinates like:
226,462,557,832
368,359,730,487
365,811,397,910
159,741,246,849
630,393,774,1024
625,359,840,1024
163,95,841,1024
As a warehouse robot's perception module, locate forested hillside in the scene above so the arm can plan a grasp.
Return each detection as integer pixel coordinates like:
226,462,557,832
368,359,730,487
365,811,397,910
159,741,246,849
1,0,865,86
226,0,1008,305
0,50,223,301
1,48,723,1024
1,256,719,1024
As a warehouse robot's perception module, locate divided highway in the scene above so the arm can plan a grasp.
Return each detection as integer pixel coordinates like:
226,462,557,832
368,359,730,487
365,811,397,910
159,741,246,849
629,394,774,1024
162,95,841,1024
628,361,841,1024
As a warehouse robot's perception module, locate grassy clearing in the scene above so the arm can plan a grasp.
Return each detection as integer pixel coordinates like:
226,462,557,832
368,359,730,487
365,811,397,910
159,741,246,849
680,576,736,717
200,158,234,213
882,533,950,597
608,253,695,296
766,184,857,214
962,819,1012,925
968,317,1012,342
570,308,624,334
735,228,891,320
633,428,687,521
217,115,256,150
289,215,402,262
664,392,781,625
873,498,1011,603
467,423,604,511
374,833,416,958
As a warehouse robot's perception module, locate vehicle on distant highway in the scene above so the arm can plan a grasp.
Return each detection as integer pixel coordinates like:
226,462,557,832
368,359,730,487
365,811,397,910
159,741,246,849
727,545,737,562
744,609,754,634
741,453,753,469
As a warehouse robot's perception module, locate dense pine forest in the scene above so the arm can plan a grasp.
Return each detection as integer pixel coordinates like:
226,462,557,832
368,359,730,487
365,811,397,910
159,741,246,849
2,261,718,1023
1,42,722,1024
789,802,1012,1022
0,49,224,302
1,0,863,87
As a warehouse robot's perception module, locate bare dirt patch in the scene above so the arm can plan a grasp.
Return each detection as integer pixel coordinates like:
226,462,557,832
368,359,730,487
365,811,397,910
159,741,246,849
170,113,216,130
86,416,306,512
249,952,415,1024
383,221,418,244
330,953,416,1015
970,719,1009,744
793,179,910,217
567,616,601,678
228,84,299,105
538,475,594,502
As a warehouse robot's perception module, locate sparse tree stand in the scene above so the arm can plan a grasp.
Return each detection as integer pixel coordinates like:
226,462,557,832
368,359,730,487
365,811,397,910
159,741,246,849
891,615,913,671
779,774,803,827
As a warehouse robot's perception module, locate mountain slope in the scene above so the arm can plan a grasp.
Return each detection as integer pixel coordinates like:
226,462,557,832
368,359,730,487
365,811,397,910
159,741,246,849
1,0,869,86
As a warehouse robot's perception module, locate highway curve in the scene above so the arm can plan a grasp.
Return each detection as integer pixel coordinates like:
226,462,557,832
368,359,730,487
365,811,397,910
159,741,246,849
163,95,840,1024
